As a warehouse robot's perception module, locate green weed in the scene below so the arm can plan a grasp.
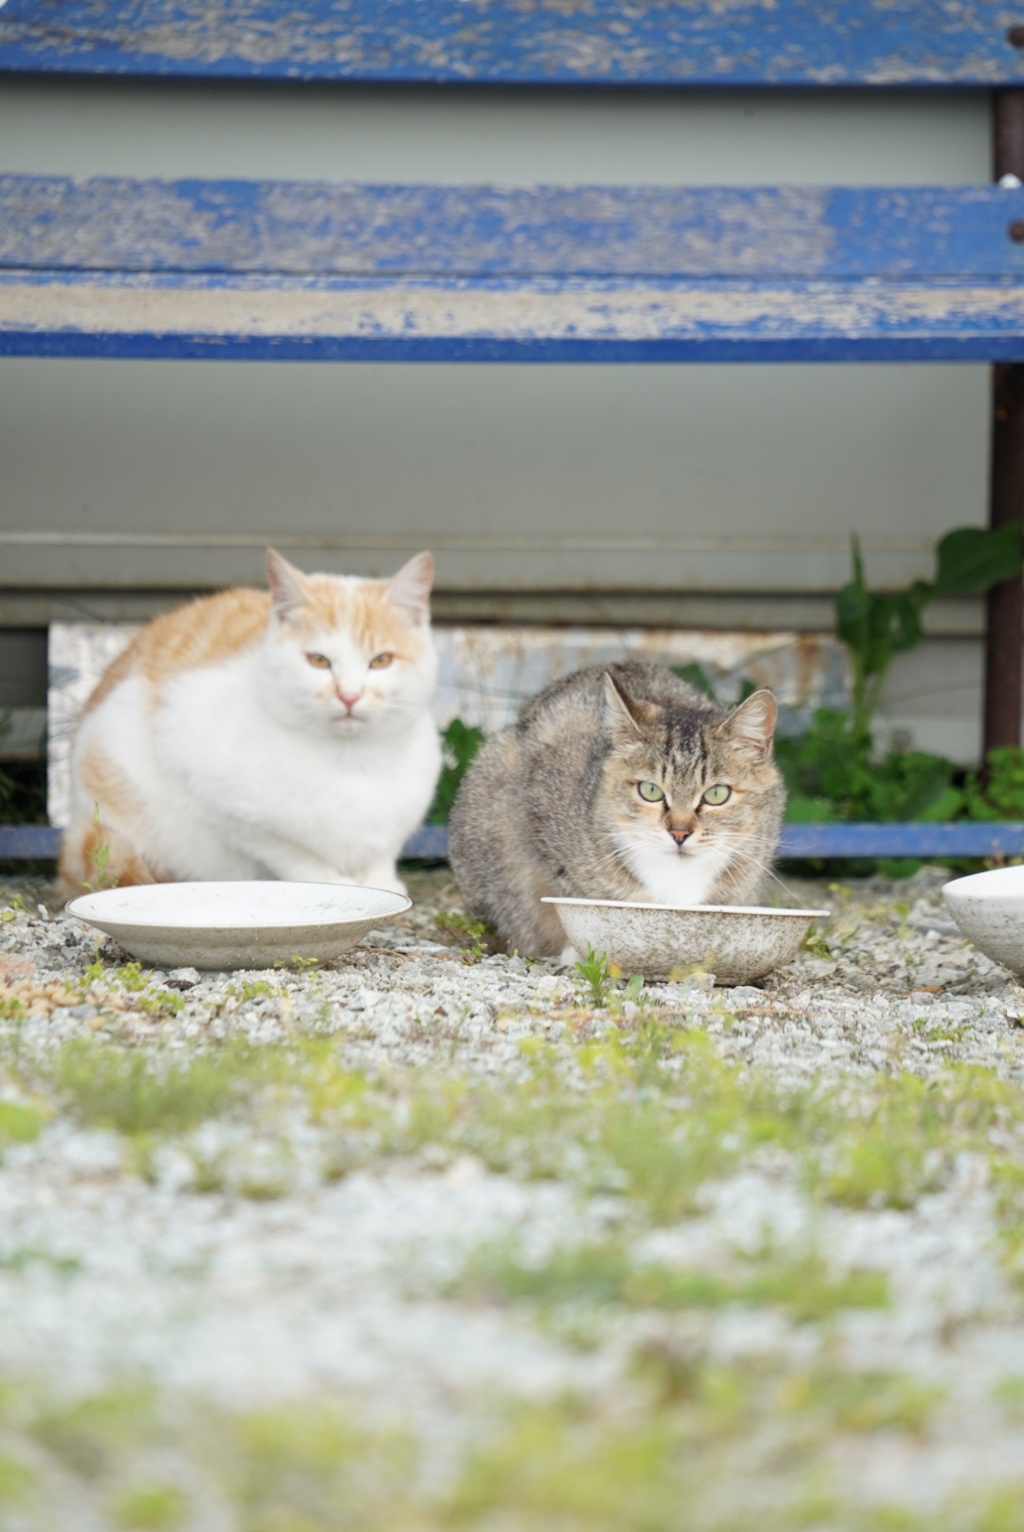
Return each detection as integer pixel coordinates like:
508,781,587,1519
30,1386,156,1481
273,953,319,972
574,946,615,1007
131,990,185,1018
801,928,834,960
0,1363,1011,1531
113,961,147,993
0,1249,79,1276
452,1240,888,1324
992,1374,1024,1419
780,1368,943,1435
0,1099,44,1146
83,805,115,893
911,1015,969,1044
112,1481,187,1530
0,1449,33,1505
42,1040,245,1137
237,979,276,1003
217,1402,418,1530
434,910,492,962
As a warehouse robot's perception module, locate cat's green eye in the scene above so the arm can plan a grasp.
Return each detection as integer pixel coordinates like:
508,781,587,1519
637,781,665,803
306,652,331,670
369,652,395,670
702,784,732,806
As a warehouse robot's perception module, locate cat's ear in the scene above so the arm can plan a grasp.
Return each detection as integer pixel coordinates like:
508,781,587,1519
386,551,434,627
603,672,658,740
265,548,311,621
718,689,777,760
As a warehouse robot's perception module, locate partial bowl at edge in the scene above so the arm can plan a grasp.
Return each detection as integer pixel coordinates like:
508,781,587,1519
942,864,1024,976
543,896,831,985
66,881,411,971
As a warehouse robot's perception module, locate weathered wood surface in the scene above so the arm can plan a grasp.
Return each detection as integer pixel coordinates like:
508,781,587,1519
5,274,1024,362
0,0,1023,85
2,823,1023,861
4,175,1024,361
6,178,1024,281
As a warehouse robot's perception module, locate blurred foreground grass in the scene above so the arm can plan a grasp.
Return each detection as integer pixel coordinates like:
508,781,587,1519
4,931,1024,1526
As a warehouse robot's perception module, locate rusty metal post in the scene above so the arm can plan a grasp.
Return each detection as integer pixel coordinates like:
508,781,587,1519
985,92,1024,759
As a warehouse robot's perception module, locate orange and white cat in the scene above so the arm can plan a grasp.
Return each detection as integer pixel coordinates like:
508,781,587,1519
59,550,441,897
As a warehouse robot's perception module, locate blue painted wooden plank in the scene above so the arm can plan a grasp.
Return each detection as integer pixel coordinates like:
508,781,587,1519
5,272,1024,363
401,825,449,861
777,823,1024,857
0,824,445,863
4,823,1024,864
412,823,1024,860
6,179,1024,283
1,0,1023,86
0,825,60,858
6,176,1024,361
408,823,1024,859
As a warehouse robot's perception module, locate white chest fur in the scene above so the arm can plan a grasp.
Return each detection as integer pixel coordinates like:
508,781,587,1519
623,840,728,907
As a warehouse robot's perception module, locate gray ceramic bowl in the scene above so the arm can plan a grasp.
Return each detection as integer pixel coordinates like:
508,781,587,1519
943,866,1024,976
542,897,831,985
66,881,411,971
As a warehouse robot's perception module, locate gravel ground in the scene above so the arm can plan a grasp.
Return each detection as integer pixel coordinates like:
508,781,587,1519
1,864,1024,1530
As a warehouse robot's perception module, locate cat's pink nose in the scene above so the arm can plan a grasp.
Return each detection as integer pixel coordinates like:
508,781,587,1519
668,827,692,846
337,690,362,711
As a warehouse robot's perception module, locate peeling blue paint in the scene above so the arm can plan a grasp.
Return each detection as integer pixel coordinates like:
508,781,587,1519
3,175,1024,362
0,0,1022,86
3,272,1024,361
3,177,1024,281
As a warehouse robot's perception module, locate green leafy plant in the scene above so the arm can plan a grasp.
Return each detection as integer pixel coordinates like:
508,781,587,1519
837,525,1023,745
772,525,1023,859
428,718,485,824
776,711,963,827
965,746,1024,821
574,947,615,1008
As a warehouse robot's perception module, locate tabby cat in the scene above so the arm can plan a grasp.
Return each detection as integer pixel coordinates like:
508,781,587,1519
448,660,785,957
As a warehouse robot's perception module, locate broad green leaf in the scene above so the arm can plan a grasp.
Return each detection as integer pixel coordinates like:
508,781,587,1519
885,588,928,657
934,524,1024,595
672,663,718,703
914,785,964,824
834,581,870,651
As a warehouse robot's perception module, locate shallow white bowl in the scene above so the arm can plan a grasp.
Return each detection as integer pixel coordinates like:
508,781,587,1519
542,897,831,985
66,882,411,971
943,866,1024,976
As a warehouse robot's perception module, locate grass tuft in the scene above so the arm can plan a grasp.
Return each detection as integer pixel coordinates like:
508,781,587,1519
452,1239,889,1324
43,1041,245,1137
